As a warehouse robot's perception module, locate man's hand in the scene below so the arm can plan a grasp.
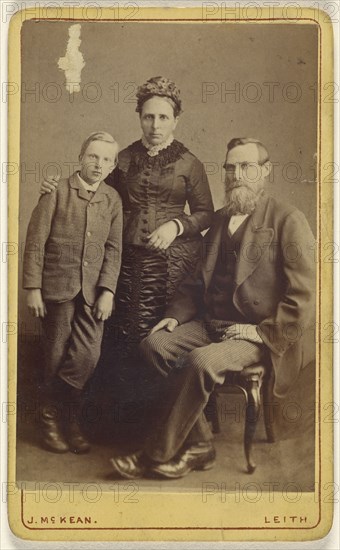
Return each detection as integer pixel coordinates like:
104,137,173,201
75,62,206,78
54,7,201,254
146,221,178,250
150,318,179,335
93,290,114,321
27,289,47,318
40,175,60,194
223,323,263,344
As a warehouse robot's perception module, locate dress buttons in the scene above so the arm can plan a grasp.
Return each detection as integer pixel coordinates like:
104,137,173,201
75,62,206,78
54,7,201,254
142,228,148,233
88,204,92,208
142,219,148,223
253,300,259,305
83,261,88,267
87,231,92,237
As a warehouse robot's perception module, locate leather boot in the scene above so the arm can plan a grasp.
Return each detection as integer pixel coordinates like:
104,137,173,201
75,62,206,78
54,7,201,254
40,390,69,453
63,385,91,454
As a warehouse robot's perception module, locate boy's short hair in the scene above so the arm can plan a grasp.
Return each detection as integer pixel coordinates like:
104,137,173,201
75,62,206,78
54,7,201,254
79,131,119,162
226,137,270,165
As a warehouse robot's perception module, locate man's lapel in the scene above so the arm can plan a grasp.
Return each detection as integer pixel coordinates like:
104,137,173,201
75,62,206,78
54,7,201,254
201,211,226,289
234,196,274,287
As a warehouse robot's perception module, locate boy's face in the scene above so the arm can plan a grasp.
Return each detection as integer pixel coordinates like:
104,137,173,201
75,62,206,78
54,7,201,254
79,140,118,185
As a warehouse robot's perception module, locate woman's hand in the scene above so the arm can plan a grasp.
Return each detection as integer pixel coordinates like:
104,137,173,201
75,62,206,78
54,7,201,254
40,175,60,194
27,289,47,318
149,318,179,335
93,290,114,321
146,221,179,250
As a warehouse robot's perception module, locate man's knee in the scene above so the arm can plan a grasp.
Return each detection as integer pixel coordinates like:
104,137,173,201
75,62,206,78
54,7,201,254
187,347,210,373
139,334,155,363
139,332,167,366
139,331,182,376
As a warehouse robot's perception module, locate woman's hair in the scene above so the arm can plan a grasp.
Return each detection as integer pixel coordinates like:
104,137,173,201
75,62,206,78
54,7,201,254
79,131,119,161
226,137,270,165
136,76,182,117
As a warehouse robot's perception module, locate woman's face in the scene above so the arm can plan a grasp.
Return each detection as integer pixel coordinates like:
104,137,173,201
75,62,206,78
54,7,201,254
140,96,179,146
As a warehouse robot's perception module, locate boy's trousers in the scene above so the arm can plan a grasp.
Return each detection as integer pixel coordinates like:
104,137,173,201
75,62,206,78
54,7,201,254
41,292,104,390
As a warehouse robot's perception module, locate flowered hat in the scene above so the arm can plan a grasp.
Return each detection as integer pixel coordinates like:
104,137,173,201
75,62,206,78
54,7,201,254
136,76,182,116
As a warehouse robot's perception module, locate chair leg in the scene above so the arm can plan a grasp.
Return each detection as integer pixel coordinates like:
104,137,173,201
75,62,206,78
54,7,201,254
262,369,276,443
244,374,262,474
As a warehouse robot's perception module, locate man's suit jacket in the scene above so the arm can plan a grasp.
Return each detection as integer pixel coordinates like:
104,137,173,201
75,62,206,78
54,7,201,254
23,172,123,306
166,195,316,398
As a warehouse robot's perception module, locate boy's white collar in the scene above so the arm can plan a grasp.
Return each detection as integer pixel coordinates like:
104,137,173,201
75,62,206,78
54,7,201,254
77,172,101,192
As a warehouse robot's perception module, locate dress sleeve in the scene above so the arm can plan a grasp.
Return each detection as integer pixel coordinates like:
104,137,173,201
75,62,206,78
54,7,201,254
105,151,131,214
175,158,214,237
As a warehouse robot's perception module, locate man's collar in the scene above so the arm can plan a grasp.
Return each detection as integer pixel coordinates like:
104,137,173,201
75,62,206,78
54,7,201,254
217,194,269,230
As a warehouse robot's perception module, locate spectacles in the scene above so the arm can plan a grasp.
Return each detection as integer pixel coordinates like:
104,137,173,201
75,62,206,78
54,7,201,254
223,162,262,172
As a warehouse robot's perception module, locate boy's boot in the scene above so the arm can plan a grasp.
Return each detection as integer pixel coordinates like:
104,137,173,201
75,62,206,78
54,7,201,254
63,383,91,454
40,384,69,453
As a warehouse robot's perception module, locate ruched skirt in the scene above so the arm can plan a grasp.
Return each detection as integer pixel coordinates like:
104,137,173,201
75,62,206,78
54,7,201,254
108,240,201,357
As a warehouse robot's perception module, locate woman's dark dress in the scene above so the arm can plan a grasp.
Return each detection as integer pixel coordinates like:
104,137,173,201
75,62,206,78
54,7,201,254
107,139,213,341
101,139,214,405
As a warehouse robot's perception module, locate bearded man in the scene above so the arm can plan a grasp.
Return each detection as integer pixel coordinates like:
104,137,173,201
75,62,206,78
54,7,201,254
110,137,316,479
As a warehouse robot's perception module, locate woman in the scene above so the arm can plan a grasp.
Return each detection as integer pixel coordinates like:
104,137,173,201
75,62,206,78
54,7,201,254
41,76,214,403
108,76,213,346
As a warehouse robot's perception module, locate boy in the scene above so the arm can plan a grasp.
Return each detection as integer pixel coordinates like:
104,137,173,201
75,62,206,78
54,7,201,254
23,131,123,454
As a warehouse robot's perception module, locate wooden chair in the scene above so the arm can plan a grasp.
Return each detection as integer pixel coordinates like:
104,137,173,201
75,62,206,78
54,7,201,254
205,362,276,473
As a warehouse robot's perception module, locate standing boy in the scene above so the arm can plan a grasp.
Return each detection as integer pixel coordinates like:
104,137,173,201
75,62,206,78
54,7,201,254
23,131,123,453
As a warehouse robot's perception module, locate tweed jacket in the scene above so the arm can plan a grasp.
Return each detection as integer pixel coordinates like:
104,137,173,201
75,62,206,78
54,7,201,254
23,172,123,306
166,196,316,398
106,139,214,246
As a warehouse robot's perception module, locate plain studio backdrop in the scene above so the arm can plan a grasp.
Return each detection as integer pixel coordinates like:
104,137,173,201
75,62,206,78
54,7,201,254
18,20,318,333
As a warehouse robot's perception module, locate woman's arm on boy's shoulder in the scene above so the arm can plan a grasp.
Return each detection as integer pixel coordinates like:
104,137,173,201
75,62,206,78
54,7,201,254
105,165,130,210
39,174,59,194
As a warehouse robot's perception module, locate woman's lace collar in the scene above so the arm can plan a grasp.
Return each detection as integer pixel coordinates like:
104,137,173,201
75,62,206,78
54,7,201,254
141,134,175,157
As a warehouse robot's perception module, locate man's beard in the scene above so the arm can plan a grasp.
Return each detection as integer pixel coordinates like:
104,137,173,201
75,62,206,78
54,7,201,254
222,181,265,217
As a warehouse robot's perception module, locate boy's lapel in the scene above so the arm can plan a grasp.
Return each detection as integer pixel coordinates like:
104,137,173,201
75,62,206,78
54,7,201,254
69,173,110,202
90,181,110,203
69,173,91,200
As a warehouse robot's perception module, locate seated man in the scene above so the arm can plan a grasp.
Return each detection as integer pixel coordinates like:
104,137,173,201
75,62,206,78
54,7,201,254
110,137,316,479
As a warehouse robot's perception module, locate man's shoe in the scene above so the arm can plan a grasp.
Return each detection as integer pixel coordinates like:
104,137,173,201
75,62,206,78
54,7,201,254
66,419,91,454
150,442,216,479
110,451,148,479
41,406,69,453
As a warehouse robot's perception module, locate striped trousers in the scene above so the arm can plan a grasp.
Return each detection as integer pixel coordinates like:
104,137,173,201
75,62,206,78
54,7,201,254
139,319,266,462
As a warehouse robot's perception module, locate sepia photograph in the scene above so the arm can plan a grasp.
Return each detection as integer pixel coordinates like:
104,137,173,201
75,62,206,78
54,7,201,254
4,2,335,542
